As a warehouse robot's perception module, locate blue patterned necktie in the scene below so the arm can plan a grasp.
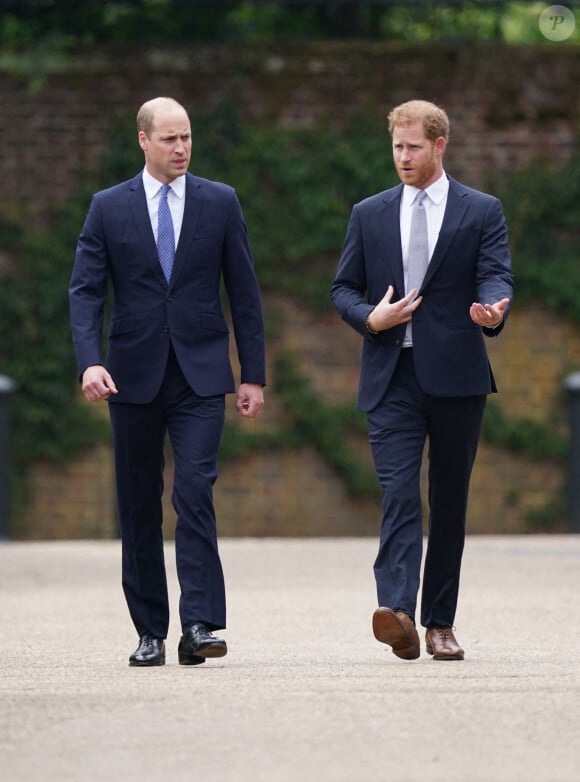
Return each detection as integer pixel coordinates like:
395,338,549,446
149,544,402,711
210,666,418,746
157,183,175,282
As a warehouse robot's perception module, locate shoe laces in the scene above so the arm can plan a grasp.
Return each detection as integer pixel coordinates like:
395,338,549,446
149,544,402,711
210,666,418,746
192,623,212,638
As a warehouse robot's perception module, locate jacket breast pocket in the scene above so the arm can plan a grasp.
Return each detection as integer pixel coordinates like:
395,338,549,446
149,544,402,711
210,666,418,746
192,219,225,239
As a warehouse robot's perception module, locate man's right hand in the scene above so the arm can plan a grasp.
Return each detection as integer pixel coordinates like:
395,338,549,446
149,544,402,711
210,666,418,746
81,365,119,402
367,285,423,333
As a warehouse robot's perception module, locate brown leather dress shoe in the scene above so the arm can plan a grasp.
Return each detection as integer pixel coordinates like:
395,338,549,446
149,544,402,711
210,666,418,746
425,626,464,660
372,607,420,660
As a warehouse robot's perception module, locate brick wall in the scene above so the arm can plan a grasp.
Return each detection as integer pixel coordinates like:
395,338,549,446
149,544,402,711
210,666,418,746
3,42,580,537
19,299,580,539
2,42,579,228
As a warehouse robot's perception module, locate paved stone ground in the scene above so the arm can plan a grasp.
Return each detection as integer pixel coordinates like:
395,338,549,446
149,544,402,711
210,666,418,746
1,536,579,782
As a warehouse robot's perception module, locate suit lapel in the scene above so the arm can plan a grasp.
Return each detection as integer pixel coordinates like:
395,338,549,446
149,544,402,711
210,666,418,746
128,175,167,287
421,177,468,289
380,186,405,295
169,174,204,288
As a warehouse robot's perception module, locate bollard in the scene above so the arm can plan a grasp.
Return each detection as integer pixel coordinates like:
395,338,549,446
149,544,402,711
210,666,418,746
0,374,16,540
564,371,580,534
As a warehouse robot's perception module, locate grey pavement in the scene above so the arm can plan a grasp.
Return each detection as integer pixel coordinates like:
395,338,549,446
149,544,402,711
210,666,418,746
1,536,579,782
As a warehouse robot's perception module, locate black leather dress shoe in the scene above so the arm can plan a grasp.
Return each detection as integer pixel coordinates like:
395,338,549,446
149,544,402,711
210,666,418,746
129,635,166,667
178,623,227,666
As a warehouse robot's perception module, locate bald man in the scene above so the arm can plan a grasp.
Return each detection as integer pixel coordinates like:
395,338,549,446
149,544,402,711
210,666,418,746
70,97,266,667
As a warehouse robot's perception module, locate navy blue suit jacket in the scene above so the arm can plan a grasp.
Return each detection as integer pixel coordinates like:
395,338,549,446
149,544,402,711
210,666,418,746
330,176,513,412
70,172,266,404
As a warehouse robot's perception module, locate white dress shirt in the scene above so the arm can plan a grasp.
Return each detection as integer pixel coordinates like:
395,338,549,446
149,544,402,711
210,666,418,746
142,167,186,248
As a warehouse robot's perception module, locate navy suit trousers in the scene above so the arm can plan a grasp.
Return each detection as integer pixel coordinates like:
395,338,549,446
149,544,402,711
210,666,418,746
367,349,486,628
108,346,226,639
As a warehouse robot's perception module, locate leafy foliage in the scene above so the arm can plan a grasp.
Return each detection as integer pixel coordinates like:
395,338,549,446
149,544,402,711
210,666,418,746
0,2,567,46
191,105,396,307
0,105,579,526
272,352,379,497
482,400,567,462
500,156,580,321
0,203,108,463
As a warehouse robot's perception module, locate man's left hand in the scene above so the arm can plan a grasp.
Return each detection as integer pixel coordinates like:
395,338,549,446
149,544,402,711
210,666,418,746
470,298,510,329
236,383,264,418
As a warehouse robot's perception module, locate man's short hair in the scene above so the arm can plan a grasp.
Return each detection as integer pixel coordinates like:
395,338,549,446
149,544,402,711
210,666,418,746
388,99,450,142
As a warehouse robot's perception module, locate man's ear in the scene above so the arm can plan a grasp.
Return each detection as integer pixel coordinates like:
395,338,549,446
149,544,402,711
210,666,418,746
435,136,447,157
138,131,148,152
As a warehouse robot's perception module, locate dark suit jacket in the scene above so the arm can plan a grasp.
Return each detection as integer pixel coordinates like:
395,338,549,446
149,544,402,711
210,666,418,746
330,176,513,412
70,171,266,404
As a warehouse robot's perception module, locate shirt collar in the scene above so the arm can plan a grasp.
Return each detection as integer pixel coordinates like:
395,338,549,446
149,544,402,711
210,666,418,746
142,167,186,200
403,171,449,206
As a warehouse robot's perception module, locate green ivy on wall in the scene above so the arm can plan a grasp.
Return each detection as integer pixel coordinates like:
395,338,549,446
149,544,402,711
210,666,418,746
0,105,578,529
499,155,580,321
191,104,397,308
482,400,567,462
272,352,378,498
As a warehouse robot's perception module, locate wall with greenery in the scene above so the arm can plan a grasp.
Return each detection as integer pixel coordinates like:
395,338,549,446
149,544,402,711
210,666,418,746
0,104,578,526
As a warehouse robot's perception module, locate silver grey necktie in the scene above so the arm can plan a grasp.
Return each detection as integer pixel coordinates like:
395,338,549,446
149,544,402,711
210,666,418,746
157,184,175,283
405,190,429,344
406,190,429,298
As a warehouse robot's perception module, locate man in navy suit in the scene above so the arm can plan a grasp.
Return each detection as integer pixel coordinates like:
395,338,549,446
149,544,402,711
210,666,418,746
69,97,266,667
331,100,512,661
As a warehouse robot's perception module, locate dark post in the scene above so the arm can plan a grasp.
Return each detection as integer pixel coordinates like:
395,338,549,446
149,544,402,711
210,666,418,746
0,374,16,540
564,372,580,533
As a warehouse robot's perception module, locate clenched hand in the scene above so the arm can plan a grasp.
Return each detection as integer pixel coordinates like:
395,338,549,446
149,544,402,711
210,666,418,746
82,365,119,402
236,382,264,419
